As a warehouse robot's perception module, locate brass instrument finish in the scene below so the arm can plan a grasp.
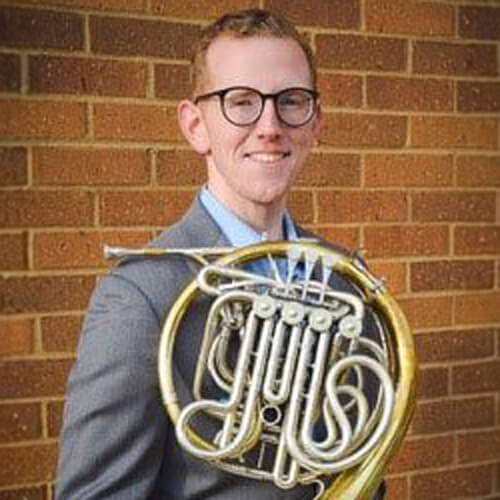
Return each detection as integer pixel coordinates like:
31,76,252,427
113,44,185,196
107,241,417,499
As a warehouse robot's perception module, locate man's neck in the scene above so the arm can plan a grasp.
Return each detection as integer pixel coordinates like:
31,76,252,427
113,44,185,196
206,184,286,240
237,203,284,240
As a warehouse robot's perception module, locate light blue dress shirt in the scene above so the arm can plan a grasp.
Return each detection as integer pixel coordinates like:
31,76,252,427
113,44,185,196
200,186,298,245
200,186,299,280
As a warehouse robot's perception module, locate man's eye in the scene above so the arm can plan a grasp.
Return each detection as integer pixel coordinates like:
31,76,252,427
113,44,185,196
227,96,255,108
281,95,306,107
226,91,259,108
282,98,300,106
233,98,253,107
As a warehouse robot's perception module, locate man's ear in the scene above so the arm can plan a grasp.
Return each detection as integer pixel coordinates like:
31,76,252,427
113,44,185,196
177,99,211,155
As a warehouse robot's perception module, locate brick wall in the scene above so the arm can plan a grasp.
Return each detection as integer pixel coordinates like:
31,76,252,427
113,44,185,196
0,0,498,498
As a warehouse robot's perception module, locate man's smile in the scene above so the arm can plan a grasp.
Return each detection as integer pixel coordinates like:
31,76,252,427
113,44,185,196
244,151,291,163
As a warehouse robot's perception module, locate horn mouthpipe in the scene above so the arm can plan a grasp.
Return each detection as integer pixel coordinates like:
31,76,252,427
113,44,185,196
103,245,166,260
103,245,234,263
104,245,128,259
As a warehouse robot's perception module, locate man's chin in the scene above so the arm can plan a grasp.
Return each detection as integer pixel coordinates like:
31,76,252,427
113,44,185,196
248,188,288,207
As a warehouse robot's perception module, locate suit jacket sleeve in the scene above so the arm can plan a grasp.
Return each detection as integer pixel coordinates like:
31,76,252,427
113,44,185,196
55,271,169,499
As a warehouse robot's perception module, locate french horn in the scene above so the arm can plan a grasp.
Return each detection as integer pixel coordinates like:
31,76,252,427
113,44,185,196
105,239,417,499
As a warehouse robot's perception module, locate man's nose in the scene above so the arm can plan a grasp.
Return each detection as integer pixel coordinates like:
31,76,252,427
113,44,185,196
255,98,282,136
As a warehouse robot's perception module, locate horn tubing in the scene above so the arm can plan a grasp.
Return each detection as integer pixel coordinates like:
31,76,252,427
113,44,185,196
155,241,417,499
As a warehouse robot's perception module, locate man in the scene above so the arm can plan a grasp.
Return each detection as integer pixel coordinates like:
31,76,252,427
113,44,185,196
56,8,385,499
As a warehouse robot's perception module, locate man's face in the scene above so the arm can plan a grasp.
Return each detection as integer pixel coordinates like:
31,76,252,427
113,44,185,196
194,36,321,216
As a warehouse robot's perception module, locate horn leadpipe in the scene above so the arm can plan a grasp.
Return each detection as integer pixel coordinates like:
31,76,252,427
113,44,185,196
104,244,233,266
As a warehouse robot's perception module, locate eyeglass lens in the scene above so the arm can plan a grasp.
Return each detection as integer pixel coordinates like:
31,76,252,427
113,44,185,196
223,88,315,127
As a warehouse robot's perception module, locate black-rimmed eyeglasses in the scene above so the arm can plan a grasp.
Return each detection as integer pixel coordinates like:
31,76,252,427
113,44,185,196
194,86,319,128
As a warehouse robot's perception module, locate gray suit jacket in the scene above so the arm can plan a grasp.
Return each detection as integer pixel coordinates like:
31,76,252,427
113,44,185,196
56,195,385,499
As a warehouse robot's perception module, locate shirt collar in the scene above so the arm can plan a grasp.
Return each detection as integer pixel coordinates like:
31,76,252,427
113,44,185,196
200,186,298,247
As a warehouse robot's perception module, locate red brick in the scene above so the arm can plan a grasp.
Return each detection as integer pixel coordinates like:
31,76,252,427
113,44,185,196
455,292,500,325
0,100,86,139
0,146,27,186
94,103,181,142
156,149,207,187
265,0,360,28
0,486,46,500
34,230,152,270
0,403,42,443
413,41,497,76
366,0,454,36
0,53,20,92
497,462,500,492
412,396,494,435
288,190,314,224
385,477,408,500
309,226,360,251
40,315,82,353
389,435,453,473
456,155,500,187
411,116,497,149
33,147,150,186
322,113,407,148
11,0,145,10
297,153,361,188
364,225,449,259
90,16,200,59
155,64,191,101
411,465,494,500
398,296,453,329
29,55,147,98
0,319,34,356
152,0,257,18
458,81,500,113
455,225,500,255
99,190,195,227
316,34,407,72
417,367,449,399
415,328,495,363
0,7,83,50
0,444,57,486
46,400,64,438
459,429,500,463
0,359,73,399
0,275,96,315
0,233,27,271
317,190,407,224
459,6,500,40
365,154,453,188
317,73,362,108
367,261,407,295
453,360,500,394
367,76,453,112
411,260,494,292
412,191,496,223
1,190,94,228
